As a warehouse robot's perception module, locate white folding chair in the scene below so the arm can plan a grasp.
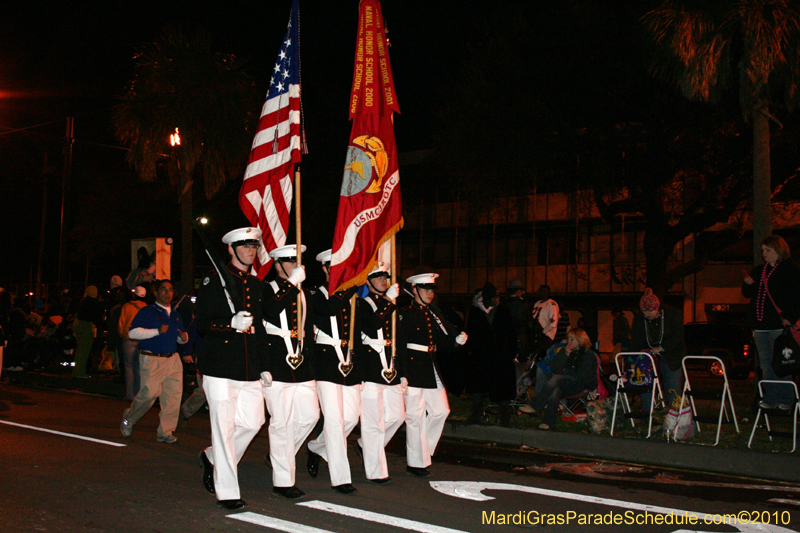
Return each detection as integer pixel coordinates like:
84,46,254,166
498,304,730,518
611,352,663,438
748,380,799,453
680,355,739,446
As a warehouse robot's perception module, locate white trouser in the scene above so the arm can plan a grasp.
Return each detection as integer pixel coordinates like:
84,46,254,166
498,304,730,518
264,380,320,488
358,381,405,480
202,376,265,501
308,382,362,486
404,385,450,468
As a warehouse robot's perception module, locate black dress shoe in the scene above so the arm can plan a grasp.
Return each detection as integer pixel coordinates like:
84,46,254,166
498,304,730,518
406,466,430,477
368,477,391,484
199,451,215,494
331,483,357,494
307,446,321,478
273,486,305,499
217,499,246,510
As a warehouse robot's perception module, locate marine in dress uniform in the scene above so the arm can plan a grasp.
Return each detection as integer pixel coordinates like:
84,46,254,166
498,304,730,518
399,273,468,477
194,227,269,510
120,279,188,445
306,250,360,494
262,244,319,499
356,262,403,484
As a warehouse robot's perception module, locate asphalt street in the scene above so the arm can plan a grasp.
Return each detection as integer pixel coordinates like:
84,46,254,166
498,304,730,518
1,384,798,533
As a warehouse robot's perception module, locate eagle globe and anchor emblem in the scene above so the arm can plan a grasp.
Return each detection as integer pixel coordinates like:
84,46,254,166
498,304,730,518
341,135,388,196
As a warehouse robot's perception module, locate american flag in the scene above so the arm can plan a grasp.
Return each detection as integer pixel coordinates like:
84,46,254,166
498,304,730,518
239,0,302,279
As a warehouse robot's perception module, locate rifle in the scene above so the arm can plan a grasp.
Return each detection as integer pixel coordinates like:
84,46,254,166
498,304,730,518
191,217,239,315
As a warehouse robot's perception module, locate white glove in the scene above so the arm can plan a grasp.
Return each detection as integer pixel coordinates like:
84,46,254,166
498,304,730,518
401,377,408,394
455,332,468,345
260,371,273,387
231,311,254,332
287,266,306,286
385,283,399,301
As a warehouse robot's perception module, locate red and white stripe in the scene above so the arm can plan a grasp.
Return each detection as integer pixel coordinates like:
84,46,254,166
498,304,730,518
239,83,301,279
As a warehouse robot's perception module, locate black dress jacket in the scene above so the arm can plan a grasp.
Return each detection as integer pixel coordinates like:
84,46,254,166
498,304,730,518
397,301,460,389
195,264,268,382
357,292,400,386
308,286,361,385
263,277,315,383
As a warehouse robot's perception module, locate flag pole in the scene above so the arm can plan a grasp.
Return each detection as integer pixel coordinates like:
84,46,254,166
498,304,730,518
391,234,397,361
348,294,357,357
295,165,303,342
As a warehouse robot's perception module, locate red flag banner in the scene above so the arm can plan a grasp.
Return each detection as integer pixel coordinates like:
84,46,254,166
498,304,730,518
330,0,403,293
239,0,301,279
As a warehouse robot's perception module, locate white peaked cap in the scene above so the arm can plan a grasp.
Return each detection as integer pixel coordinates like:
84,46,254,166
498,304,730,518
268,244,307,259
316,249,332,264
368,262,390,277
406,273,439,285
222,227,262,245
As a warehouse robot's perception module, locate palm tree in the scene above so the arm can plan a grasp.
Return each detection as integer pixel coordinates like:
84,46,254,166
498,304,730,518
113,27,258,285
642,0,800,263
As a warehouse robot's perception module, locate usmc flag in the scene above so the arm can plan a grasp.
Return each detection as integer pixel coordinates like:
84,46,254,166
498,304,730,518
329,0,403,293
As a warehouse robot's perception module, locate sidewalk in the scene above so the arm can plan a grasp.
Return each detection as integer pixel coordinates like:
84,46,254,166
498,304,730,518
5,369,798,484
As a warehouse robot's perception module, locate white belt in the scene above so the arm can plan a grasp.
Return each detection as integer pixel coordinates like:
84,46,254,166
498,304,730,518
365,332,396,384
362,335,390,349
314,328,349,348
266,325,294,338
313,317,351,377
407,343,436,353
265,317,300,359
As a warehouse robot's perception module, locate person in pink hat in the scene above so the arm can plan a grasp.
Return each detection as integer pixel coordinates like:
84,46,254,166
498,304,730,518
629,288,687,410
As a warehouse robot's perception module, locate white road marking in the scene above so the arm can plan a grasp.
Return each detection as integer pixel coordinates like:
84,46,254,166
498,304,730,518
769,499,800,507
0,420,126,447
228,512,335,532
298,500,470,533
525,462,800,493
431,481,797,533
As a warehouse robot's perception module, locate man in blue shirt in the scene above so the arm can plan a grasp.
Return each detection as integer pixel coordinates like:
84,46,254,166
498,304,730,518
120,279,188,443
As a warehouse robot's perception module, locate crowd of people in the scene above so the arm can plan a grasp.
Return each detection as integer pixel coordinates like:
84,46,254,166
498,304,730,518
2,231,796,510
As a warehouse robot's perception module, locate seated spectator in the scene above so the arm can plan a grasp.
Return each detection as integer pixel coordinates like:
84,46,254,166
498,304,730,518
629,288,686,409
521,327,597,430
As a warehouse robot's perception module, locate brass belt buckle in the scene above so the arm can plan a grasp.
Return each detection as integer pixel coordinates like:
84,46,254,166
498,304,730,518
428,345,436,353
385,339,392,346
340,340,349,348
290,329,298,339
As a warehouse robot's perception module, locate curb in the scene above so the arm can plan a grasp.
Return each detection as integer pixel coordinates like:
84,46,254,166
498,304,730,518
442,423,798,483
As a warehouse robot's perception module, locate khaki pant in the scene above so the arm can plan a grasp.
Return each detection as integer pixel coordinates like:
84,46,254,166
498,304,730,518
123,353,183,438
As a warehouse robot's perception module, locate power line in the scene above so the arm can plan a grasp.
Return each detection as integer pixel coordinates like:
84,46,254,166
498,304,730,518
0,119,62,136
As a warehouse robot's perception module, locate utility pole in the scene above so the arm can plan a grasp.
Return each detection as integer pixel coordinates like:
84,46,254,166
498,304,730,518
58,117,74,291
36,154,51,299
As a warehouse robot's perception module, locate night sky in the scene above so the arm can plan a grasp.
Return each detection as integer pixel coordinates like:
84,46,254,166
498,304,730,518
1,0,489,287
4,1,782,291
